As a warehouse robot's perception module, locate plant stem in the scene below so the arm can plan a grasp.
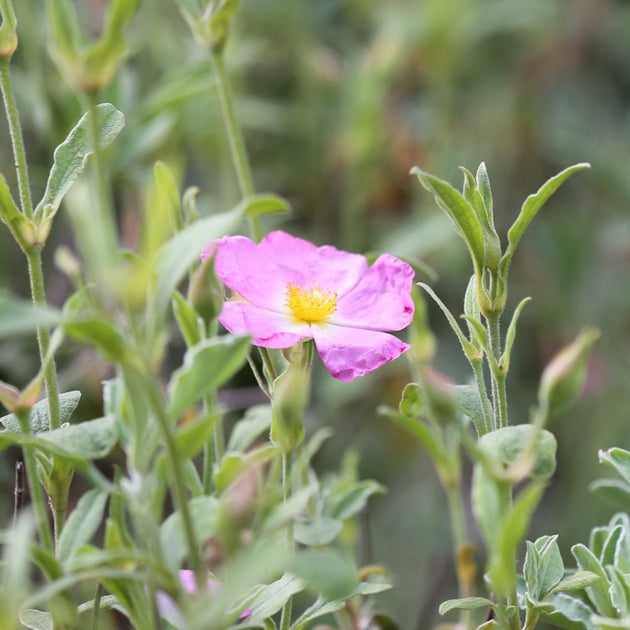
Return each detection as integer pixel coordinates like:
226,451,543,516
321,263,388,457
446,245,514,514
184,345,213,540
1,55,68,543
445,479,475,630
487,312,508,429
279,451,294,630
0,56,34,219
16,410,54,553
209,48,279,390
144,372,202,580
0,57,62,430
210,50,260,239
91,582,103,630
471,359,493,435
26,250,62,428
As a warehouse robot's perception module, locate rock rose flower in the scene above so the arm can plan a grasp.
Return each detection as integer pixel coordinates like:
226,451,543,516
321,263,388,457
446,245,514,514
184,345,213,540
205,230,415,382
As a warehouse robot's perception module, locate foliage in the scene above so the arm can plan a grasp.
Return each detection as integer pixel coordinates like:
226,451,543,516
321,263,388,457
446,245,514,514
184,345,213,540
0,1,629,629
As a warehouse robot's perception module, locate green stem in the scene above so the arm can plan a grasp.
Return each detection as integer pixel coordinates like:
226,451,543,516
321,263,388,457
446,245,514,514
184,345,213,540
445,479,475,630
91,582,103,630
210,49,281,390
523,608,540,630
487,312,508,429
471,360,493,435
26,250,62,429
0,56,34,219
279,451,294,630
1,55,68,543
16,410,54,553
210,50,259,239
497,481,521,630
144,373,202,580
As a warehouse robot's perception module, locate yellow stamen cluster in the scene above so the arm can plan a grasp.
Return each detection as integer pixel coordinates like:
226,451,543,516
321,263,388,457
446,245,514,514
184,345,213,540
285,283,337,324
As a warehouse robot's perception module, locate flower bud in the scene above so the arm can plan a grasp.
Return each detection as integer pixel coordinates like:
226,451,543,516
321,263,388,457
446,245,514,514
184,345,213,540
270,348,311,452
538,327,600,415
0,0,17,58
187,253,224,324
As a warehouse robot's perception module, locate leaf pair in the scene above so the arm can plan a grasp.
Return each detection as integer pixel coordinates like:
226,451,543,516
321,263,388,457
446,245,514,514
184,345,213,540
45,0,139,91
0,104,124,252
412,161,590,315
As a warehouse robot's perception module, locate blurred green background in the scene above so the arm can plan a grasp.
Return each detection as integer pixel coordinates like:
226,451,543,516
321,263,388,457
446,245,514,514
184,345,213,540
1,0,630,627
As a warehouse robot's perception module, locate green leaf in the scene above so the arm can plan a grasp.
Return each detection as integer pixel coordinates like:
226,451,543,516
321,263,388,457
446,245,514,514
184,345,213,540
171,291,203,348
57,489,109,565
460,167,488,225
599,448,630,486
214,445,278,494
329,480,385,521
501,163,590,273
242,193,290,217
290,549,357,601
63,318,129,363
154,197,271,314
160,496,219,572
411,167,485,275
398,382,424,417
600,524,624,567
227,405,272,453
537,536,565,597
418,282,481,362
239,573,304,622
500,297,532,372
19,609,52,630
168,335,251,418
439,597,493,615
550,571,601,595
44,0,80,67
524,535,565,599
540,593,597,629
606,566,630,616
1,391,81,434
476,162,494,220
453,384,489,435
0,292,62,338
37,416,117,461
294,516,343,547
262,484,317,533
0,174,33,250
175,412,219,460
571,543,616,617
35,104,125,221
380,405,442,464
82,0,140,89
478,425,557,481
291,596,346,630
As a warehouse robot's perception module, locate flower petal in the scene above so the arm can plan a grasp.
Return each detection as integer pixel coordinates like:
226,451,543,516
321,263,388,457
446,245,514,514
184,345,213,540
256,231,368,295
219,301,311,348
332,254,415,331
312,324,410,382
214,235,289,310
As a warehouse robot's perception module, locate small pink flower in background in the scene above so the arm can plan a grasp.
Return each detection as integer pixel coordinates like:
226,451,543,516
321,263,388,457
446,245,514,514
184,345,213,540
156,570,251,627
207,230,415,382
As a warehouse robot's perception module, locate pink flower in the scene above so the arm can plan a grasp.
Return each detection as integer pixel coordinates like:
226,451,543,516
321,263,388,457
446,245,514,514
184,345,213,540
209,231,415,382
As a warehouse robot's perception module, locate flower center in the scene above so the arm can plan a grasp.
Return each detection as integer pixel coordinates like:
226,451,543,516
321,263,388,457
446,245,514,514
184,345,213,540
285,283,337,324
